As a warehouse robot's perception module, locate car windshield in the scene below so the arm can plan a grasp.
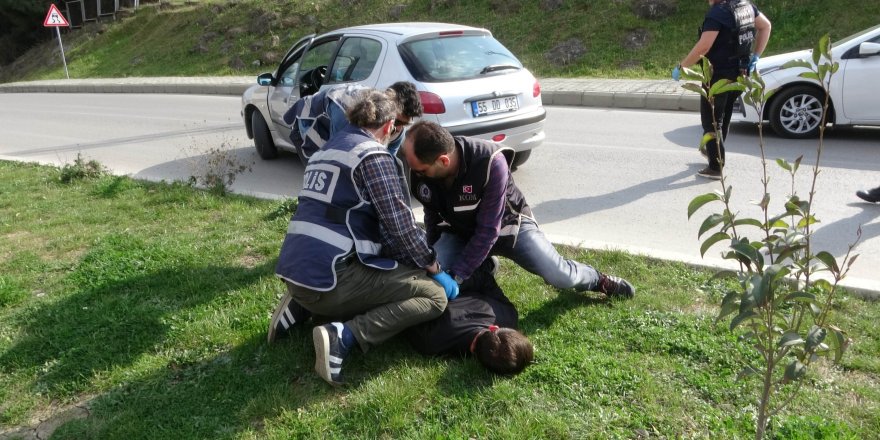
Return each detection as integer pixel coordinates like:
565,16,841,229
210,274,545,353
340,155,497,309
400,35,522,82
834,24,880,47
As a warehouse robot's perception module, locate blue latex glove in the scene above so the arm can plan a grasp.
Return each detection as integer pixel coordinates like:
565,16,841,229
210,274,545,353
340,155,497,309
671,65,681,81
430,271,459,300
748,54,760,74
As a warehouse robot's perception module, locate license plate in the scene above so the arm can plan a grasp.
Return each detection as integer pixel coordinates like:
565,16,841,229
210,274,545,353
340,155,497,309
471,96,519,117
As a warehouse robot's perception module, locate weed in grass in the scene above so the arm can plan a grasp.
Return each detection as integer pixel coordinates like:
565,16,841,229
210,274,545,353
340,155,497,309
264,197,298,221
185,134,254,196
58,153,107,184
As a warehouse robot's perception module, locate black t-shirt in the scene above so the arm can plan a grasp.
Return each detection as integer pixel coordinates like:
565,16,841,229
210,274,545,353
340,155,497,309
702,2,760,78
404,267,518,357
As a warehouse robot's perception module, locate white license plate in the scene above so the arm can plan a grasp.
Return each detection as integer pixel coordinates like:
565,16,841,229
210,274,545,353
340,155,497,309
471,96,519,117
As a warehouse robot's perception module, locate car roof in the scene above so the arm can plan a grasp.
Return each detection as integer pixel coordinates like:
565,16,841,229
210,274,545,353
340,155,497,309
321,22,491,39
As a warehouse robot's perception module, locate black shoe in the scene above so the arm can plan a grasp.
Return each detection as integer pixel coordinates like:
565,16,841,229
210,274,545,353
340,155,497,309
856,189,880,203
595,274,635,299
267,290,311,344
697,167,722,180
313,323,350,386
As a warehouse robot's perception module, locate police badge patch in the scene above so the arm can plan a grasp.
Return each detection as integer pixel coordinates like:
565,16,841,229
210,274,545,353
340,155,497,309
418,183,431,202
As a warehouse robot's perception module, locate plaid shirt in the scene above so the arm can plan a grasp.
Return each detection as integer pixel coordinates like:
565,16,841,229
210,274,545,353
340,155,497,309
354,153,435,269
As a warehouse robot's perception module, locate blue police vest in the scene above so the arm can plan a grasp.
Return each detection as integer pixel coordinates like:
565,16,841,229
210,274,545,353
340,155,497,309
275,124,398,291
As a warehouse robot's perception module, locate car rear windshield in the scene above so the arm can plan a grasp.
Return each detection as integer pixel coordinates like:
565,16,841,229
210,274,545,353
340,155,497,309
400,35,523,82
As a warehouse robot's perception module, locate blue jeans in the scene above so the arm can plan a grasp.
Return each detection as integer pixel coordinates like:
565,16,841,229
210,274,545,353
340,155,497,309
433,217,601,291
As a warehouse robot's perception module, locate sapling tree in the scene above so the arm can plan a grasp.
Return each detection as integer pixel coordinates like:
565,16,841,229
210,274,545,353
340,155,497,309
683,35,858,440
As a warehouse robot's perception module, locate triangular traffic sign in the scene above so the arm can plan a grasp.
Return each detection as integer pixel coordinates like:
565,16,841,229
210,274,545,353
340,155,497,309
43,4,70,27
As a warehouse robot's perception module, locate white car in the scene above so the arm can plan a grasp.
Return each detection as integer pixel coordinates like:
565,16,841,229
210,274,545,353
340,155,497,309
733,24,880,138
241,22,545,167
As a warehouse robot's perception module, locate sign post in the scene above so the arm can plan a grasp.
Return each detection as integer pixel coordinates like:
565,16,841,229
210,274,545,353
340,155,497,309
43,4,71,79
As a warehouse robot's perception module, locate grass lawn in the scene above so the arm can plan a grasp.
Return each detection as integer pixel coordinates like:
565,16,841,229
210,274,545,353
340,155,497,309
1,160,878,439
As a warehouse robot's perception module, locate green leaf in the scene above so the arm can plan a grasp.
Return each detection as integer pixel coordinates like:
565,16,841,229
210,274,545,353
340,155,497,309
709,80,744,96
796,215,819,229
730,241,760,265
700,132,715,148
784,359,807,383
806,325,827,352
688,193,721,219
733,217,763,229
815,251,840,275
812,45,821,65
717,292,740,323
778,332,805,348
698,213,725,238
819,34,831,59
782,59,812,70
681,83,707,98
730,310,758,331
700,232,730,257
799,71,820,81
776,158,792,171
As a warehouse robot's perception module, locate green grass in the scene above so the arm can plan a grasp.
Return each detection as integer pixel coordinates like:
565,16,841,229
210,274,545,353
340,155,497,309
3,0,878,82
1,159,879,439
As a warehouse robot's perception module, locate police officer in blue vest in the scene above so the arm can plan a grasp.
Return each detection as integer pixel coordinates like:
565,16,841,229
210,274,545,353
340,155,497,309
673,0,772,180
271,89,458,386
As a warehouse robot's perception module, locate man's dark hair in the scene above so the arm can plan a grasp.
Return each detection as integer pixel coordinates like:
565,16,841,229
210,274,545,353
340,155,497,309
387,81,423,118
347,89,399,129
407,120,454,163
473,328,534,375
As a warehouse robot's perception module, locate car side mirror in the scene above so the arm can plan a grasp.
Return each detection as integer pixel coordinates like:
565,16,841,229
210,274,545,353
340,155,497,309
257,73,274,86
858,42,880,57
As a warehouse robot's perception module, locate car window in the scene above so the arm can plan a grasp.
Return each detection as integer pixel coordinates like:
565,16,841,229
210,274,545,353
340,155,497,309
301,39,339,73
328,37,382,83
400,35,522,82
279,60,301,87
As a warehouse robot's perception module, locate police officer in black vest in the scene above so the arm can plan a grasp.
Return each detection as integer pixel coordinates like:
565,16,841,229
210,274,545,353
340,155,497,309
403,120,635,298
673,0,772,180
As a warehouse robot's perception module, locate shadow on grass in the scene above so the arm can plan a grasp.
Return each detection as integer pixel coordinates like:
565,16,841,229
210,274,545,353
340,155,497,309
0,257,272,399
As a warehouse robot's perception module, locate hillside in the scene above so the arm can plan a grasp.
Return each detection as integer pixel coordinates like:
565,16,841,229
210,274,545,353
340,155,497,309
2,0,877,83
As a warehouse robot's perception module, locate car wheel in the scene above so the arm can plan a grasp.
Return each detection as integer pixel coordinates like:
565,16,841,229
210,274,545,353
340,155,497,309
768,85,826,139
252,111,278,160
511,150,531,169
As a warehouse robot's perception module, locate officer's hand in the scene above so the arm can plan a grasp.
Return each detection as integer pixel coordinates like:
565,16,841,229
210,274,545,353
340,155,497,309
671,65,681,81
430,271,459,300
748,54,760,75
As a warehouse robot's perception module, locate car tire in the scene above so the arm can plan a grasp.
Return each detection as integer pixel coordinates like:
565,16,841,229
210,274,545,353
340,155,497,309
768,85,827,139
511,149,531,169
252,111,278,160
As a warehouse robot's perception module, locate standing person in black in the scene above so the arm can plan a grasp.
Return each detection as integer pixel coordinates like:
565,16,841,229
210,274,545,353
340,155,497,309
405,260,534,375
673,0,772,180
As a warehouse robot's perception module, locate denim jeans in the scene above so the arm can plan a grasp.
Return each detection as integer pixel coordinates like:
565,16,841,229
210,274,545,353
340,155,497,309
433,217,601,291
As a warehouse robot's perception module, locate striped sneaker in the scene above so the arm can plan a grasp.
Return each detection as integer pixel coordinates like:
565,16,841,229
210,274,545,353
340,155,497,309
313,323,350,386
267,290,311,344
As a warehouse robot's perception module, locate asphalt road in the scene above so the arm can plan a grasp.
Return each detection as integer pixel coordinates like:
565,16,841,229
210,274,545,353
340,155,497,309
2,93,879,294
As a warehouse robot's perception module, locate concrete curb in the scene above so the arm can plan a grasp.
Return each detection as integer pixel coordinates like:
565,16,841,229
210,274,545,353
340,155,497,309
0,76,701,112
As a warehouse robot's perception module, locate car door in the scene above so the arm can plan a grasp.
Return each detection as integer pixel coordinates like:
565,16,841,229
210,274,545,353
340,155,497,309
267,36,314,150
840,35,880,122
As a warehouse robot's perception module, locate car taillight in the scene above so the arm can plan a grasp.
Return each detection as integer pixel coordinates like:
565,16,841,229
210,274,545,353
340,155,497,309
492,134,506,142
533,81,541,97
419,91,446,114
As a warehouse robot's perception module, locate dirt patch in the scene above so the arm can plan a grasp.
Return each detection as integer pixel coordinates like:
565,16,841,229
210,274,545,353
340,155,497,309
0,396,94,440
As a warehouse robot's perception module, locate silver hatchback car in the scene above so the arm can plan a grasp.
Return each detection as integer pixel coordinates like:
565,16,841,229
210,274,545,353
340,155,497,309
241,22,546,167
